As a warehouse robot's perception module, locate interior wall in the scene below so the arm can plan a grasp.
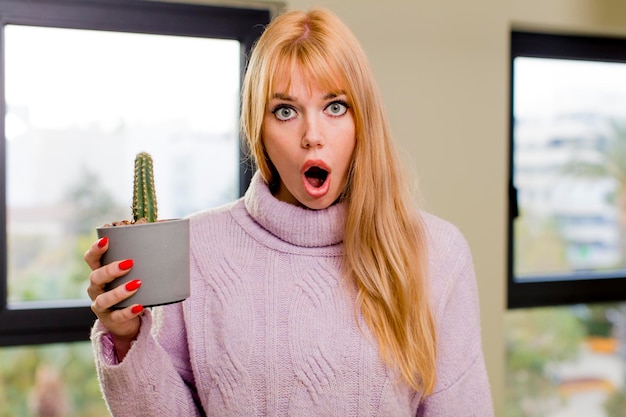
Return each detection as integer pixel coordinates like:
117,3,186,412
510,0,626,36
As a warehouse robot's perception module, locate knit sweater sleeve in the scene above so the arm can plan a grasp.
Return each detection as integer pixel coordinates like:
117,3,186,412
416,217,494,417
91,302,203,417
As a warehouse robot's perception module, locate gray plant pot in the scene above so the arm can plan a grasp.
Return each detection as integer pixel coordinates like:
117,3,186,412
96,218,190,309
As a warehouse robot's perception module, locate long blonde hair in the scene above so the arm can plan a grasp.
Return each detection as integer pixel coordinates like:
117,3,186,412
241,8,437,394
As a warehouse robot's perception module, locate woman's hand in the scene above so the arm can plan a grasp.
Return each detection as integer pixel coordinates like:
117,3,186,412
85,236,144,360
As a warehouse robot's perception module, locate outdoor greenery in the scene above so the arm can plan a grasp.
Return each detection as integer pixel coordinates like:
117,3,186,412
562,119,626,266
514,214,569,276
505,306,586,417
605,389,626,417
1,170,119,416
505,303,625,417
0,342,108,417
507,117,626,416
9,170,125,303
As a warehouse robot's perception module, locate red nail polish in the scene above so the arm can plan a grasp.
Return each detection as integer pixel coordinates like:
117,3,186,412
97,237,108,248
131,305,144,314
125,279,142,292
119,259,134,270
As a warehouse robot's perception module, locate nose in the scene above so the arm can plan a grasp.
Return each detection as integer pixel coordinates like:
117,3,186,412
301,115,324,148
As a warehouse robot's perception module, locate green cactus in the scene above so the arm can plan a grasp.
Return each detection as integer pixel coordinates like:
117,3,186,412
132,152,158,223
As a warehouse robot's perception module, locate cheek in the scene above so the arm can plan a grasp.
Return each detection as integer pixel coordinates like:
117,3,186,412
338,128,356,169
261,132,294,180
262,119,288,154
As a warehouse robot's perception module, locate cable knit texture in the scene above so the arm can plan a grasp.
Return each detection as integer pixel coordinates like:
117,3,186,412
91,172,494,416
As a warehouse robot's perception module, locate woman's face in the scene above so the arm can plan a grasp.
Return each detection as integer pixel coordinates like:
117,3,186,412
262,67,356,210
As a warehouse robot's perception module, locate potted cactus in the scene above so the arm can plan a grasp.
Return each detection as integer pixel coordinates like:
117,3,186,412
96,152,190,308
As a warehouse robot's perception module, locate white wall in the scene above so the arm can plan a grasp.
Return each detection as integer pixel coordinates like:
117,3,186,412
510,0,626,37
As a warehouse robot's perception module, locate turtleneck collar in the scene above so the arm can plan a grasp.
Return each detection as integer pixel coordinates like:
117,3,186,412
244,171,346,248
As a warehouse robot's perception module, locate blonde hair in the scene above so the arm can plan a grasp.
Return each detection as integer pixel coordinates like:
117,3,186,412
241,8,437,394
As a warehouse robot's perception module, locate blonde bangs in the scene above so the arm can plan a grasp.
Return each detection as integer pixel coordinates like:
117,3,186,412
266,43,349,105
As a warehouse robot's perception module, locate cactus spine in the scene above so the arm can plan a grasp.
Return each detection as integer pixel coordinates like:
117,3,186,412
132,152,158,223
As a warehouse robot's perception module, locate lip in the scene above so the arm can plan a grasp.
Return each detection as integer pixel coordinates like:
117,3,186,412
301,160,331,198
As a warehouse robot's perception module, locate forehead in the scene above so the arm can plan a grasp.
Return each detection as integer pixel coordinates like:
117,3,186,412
269,60,345,99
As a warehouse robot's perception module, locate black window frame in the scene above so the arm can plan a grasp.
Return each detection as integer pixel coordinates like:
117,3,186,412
508,30,626,308
0,0,268,346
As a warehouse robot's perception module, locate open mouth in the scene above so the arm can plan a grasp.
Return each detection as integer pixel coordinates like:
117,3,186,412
304,166,329,188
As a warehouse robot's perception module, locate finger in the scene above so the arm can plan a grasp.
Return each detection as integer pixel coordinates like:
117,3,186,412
92,304,143,343
89,258,134,290
87,259,135,302
84,237,109,271
102,305,143,341
109,304,145,323
91,279,142,313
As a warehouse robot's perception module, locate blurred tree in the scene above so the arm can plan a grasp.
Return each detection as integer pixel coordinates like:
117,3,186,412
64,167,127,235
604,389,626,417
9,167,126,303
505,306,586,417
29,364,69,417
605,302,626,417
574,303,620,338
563,119,626,264
64,167,128,299
0,343,108,417
514,213,569,276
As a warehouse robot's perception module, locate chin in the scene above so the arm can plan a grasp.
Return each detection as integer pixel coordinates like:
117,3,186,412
300,195,338,210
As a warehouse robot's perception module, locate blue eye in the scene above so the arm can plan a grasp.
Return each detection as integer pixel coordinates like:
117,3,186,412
325,101,348,116
273,106,296,121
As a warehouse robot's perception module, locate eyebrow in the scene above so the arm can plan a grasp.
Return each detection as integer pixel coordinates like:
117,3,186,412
271,91,346,101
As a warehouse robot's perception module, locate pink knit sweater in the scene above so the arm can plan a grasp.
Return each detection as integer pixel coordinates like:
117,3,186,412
91,172,494,416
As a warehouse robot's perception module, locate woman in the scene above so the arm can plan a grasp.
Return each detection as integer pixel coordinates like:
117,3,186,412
86,8,493,416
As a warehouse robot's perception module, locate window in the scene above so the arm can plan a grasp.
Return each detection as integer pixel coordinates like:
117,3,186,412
509,31,626,307
0,341,110,415
0,0,270,345
505,302,626,416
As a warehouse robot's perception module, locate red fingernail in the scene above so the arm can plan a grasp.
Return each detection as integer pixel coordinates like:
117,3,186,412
119,259,134,270
131,305,144,314
97,237,108,248
125,279,142,291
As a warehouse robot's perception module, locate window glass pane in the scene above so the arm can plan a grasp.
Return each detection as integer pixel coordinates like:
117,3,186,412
5,25,241,305
0,341,108,416
513,57,626,282
505,303,626,417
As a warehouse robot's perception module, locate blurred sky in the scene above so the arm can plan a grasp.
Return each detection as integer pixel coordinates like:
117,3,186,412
5,24,240,137
514,57,626,120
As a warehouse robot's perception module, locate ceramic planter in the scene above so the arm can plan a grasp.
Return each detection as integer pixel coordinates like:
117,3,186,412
96,218,190,308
